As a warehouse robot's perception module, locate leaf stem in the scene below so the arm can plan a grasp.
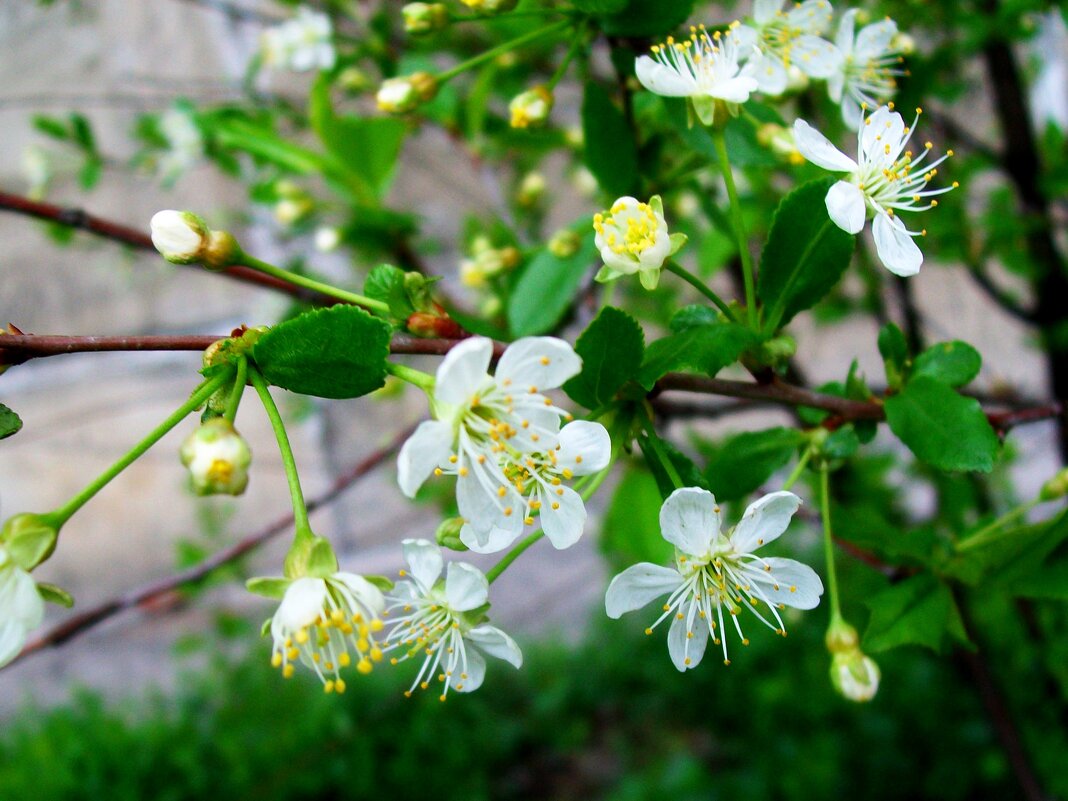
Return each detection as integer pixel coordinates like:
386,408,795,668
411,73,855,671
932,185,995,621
50,370,234,527
781,446,813,492
955,498,1042,553
249,366,312,540
639,407,685,490
437,19,571,83
224,356,248,423
711,127,757,330
664,261,738,322
819,465,842,619
239,254,390,315
386,361,436,392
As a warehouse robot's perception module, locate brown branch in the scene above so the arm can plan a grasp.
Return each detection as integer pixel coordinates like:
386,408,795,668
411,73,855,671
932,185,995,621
9,424,414,666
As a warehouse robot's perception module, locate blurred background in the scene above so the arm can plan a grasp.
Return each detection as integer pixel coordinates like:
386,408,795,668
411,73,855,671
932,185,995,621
1,1,1066,798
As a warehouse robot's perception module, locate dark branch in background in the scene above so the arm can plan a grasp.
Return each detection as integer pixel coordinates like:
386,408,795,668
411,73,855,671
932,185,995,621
10,425,413,667
964,260,1035,324
169,0,285,24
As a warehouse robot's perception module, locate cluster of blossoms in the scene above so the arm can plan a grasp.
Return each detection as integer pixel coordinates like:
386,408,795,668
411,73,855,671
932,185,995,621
261,8,336,73
635,2,907,130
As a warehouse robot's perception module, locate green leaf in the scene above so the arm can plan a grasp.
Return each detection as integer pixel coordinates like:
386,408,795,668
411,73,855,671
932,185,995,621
947,508,1068,587
573,0,627,12
600,0,696,36
759,179,856,331
864,574,970,653
912,341,981,387
638,323,756,389
640,433,709,499
601,466,673,569
37,582,74,608
669,304,721,332
823,425,860,460
0,404,23,440
581,82,638,197
252,306,392,399
563,307,644,410
33,114,71,141
703,427,806,502
364,264,414,321
507,225,598,337
877,322,909,389
884,377,999,472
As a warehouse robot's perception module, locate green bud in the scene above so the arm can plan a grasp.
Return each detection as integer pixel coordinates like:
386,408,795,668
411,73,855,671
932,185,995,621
179,419,252,496
825,616,860,654
548,229,581,258
1,513,59,571
402,3,448,35
830,649,881,702
1039,468,1068,501
509,87,554,129
435,517,468,551
376,72,438,114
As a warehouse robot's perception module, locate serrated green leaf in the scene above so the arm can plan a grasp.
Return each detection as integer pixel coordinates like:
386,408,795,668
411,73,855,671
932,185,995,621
638,323,756,390
884,377,999,472
912,341,981,387
600,0,696,36
703,427,806,502
365,264,414,321
759,179,856,331
252,306,392,399
863,574,970,653
507,225,598,337
581,82,638,197
563,307,644,410
601,466,673,569
0,404,23,440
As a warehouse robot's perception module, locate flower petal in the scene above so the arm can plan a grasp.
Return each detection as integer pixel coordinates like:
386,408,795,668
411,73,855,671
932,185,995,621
856,19,897,59
456,463,524,538
750,52,789,96
667,611,708,671
792,35,843,78
635,56,698,97
873,212,923,276
556,421,612,476
835,8,858,52
0,567,44,630
825,180,867,234
445,561,489,611
731,491,802,553
453,645,486,692
750,557,824,609
539,485,587,550
659,487,720,557
604,563,682,619
467,624,523,668
793,119,859,172
330,572,386,615
0,620,27,668
273,577,327,634
495,337,581,391
435,337,492,406
397,419,454,498
402,538,443,593
460,522,522,554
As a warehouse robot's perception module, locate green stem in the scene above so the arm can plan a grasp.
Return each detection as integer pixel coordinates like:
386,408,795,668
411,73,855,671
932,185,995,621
386,362,436,392
546,26,584,91
437,19,571,83
240,254,390,315
664,261,738,322
820,465,842,619
711,127,757,331
50,370,233,526
640,408,684,490
224,356,248,423
955,499,1042,553
249,367,312,539
781,447,813,492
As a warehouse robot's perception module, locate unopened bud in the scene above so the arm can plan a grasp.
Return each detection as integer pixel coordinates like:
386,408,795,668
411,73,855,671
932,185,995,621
1040,468,1068,501
403,3,448,35
337,66,372,92
376,72,438,114
509,86,553,129
435,517,468,551
314,226,341,252
516,171,547,208
892,32,915,55
1,513,59,571
757,123,804,165
150,210,240,271
460,0,517,12
180,419,252,496
548,229,581,258
273,197,313,226
830,650,881,702
406,311,465,339
825,616,859,654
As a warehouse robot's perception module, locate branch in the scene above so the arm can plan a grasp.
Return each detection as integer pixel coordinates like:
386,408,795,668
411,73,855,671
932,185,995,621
9,424,414,666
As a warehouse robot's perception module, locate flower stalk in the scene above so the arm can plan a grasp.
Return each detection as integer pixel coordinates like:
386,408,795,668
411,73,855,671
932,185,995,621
711,127,758,330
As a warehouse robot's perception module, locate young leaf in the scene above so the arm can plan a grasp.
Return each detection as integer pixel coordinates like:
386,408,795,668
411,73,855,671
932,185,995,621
759,179,856,331
703,427,806,501
863,574,970,653
581,82,638,197
0,404,23,440
507,226,598,337
638,323,755,389
884,377,999,472
911,341,981,387
563,307,644,409
252,306,392,399
365,264,414,321
601,466,673,569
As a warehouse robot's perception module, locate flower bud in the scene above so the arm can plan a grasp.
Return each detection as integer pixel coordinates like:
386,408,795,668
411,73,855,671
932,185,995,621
406,310,465,339
825,616,860,653
509,86,554,129
1040,468,1068,501
830,650,881,702
516,171,547,208
548,228,581,258
150,210,211,264
460,0,518,12
435,517,468,551
376,72,438,114
1,513,59,571
757,123,804,165
337,66,372,93
403,3,448,35
314,226,342,252
892,32,916,55
180,419,252,496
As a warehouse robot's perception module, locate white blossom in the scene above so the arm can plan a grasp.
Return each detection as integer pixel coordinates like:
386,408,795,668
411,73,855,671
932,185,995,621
738,0,842,96
0,545,45,668
593,196,685,290
605,487,822,670
828,10,905,130
793,105,957,276
261,8,336,73
269,572,386,692
385,539,522,700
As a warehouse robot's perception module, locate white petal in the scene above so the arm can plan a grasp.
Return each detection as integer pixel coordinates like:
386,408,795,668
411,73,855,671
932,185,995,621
860,105,906,159
792,36,843,79
635,56,698,97
556,421,611,476
273,577,327,635
835,9,858,52
730,491,802,553
752,53,789,95
0,620,27,668
872,212,923,276
841,96,864,131
495,337,581,391
753,0,782,24
445,561,489,612
539,485,587,550
604,563,683,619
402,538,443,593
856,19,897,59
750,557,824,609
793,119,858,172
0,567,44,629
788,0,833,34
467,624,523,668
732,24,759,54
330,572,386,615
825,180,867,234
397,419,454,498
453,645,486,692
435,338,493,406
667,611,708,671
659,487,720,557
456,465,523,537
460,522,522,554
710,75,759,104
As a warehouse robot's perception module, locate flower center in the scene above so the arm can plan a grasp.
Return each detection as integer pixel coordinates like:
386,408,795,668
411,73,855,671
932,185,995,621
594,201,659,259
384,593,472,701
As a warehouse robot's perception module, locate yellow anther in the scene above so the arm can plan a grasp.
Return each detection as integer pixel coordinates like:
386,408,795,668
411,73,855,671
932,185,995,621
324,680,335,694
271,652,283,668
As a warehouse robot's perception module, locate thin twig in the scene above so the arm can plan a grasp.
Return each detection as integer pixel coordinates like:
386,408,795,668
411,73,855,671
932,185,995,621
9,424,414,666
